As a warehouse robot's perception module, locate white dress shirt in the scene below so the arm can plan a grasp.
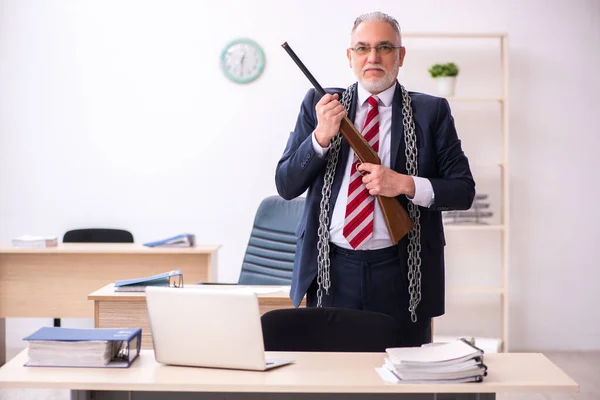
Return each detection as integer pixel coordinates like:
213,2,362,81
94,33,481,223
311,83,434,250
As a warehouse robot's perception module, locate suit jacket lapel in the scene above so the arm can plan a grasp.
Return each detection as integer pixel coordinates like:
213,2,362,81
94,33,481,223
391,82,406,173
330,83,358,212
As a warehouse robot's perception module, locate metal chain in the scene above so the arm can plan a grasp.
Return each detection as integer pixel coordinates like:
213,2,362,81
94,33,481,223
315,83,421,320
315,84,355,307
401,85,422,323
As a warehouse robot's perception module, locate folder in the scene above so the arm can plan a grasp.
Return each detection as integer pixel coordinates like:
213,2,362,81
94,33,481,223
386,338,484,367
381,339,487,383
23,327,142,368
143,233,195,248
114,269,184,292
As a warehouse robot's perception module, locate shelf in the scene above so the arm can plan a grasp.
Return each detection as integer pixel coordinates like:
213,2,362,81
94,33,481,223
465,162,505,169
403,32,507,39
406,31,510,352
444,97,505,103
467,162,505,168
443,224,504,231
448,286,505,294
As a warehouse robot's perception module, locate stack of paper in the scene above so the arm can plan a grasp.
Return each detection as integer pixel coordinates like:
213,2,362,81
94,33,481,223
27,340,114,367
381,339,487,383
11,235,58,248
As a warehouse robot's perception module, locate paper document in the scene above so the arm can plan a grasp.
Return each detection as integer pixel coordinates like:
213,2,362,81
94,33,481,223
376,367,400,383
381,339,487,383
386,338,483,366
249,287,289,294
11,235,58,248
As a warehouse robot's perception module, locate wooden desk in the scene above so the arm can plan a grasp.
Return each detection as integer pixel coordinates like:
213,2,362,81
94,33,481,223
0,244,219,364
89,284,303,350
0,350,578,399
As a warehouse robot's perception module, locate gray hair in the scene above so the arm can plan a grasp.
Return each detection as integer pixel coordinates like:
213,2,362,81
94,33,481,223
351,12,402,45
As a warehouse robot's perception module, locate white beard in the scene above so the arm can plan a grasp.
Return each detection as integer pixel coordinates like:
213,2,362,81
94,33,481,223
358,64,399,94
359,75,396,93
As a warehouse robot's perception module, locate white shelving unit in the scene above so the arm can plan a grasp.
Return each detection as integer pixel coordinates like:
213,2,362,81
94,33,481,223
401,33,510,352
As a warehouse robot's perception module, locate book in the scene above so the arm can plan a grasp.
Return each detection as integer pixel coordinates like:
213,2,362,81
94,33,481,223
23,327,142,368
380,339,487,383
11,235,58,248
143,233,195,248
114,269,184,292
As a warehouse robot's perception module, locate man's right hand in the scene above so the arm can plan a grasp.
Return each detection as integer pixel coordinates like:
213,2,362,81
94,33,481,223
314,93,346,148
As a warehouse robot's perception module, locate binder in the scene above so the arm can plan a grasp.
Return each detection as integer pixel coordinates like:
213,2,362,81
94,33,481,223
23,327,142,368
143,233,195,248
114,269,184,292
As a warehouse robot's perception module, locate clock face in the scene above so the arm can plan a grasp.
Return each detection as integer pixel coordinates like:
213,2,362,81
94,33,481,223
220,39,265,84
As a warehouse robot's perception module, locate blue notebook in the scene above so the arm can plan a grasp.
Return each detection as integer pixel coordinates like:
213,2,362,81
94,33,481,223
114,269,184,292
23,327,142,368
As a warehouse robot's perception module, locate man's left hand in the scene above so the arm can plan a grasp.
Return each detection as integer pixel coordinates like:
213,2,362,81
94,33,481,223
357,163,416,198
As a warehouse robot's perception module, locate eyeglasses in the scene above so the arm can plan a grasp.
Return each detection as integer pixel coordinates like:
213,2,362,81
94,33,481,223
349,44,403,56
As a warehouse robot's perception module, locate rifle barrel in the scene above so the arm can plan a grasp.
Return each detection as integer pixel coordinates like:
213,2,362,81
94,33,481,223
281,42,326,96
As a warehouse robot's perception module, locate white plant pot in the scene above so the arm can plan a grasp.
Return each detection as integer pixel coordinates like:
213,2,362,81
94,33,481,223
435,76,457,97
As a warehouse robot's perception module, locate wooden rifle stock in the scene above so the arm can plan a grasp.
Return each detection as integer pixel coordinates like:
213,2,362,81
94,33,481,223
282,42,413,243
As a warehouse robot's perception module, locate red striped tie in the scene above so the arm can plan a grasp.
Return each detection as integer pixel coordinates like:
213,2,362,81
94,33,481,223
343,96,379,249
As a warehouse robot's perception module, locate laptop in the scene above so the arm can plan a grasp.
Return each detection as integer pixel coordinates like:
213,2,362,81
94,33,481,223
145,286,294,371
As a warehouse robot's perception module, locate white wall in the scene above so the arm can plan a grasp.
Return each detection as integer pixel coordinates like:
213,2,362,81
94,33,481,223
1,0,599,351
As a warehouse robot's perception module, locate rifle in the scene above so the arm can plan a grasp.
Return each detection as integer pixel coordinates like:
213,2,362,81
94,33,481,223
281,42,414,243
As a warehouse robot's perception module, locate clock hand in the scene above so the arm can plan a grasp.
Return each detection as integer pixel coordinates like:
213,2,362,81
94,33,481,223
239,54,246,76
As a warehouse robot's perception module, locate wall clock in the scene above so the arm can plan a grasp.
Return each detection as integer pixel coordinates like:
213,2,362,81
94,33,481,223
220,38,265,84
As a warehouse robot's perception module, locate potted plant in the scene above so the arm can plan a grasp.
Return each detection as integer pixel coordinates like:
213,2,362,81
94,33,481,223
428,62,459,97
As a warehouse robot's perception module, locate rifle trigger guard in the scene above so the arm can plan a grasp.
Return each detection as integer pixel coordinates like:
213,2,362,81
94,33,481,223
355,160,367,176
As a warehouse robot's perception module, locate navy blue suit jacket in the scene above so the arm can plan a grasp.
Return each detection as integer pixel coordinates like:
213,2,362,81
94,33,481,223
275,82,475,319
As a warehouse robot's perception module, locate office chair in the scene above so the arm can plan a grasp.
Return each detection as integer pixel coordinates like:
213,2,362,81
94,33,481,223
57,228,134,327
62,228,134,243
261,307,403,352
237,195,305,285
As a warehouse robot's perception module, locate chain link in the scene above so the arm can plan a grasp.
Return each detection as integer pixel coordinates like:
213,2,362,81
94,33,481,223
315,84,355,307
401,85,422,323
315,83,421,320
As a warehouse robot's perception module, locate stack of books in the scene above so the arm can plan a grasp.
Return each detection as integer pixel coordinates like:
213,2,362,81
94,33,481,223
380,339,487,383
11,235,58,248
23,327,142,368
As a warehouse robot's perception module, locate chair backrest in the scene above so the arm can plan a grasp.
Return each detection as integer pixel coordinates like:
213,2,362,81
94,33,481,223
63,228,134,243
261,307,403,352
238,196,305,285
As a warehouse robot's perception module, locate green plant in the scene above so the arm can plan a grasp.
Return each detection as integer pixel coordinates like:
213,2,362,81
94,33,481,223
428,63,459,78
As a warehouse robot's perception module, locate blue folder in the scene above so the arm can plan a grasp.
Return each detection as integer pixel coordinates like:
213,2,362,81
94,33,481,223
143,233,195,247
23,327,142,368
114,269,184,292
